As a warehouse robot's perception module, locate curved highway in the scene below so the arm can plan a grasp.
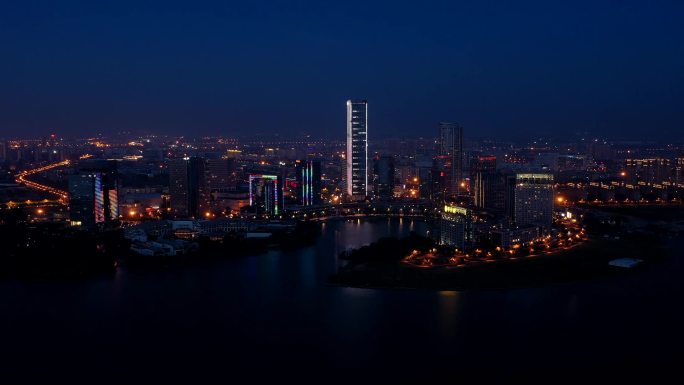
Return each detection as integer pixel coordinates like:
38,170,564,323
14,154,92,203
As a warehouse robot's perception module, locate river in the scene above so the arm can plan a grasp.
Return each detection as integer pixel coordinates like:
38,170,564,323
0,217,681,383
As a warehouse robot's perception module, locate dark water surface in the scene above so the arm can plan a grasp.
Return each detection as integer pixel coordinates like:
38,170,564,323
1,218,681,383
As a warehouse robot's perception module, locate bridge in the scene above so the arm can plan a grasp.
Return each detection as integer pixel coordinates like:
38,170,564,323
14,154,92,204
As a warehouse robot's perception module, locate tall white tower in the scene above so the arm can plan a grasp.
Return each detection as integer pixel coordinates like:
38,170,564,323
346,100,368,200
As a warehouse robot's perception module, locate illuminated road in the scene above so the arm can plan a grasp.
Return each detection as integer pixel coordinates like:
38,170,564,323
14,154,92,203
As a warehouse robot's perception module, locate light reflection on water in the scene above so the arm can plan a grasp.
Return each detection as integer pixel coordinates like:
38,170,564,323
1,220,683,380
439,290,462,339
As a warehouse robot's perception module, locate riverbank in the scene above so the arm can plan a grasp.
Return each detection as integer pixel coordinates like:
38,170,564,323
122,220,322,271
330,205,684,290
330,234,668,290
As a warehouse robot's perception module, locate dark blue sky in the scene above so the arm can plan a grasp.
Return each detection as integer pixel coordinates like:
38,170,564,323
1,0,683,140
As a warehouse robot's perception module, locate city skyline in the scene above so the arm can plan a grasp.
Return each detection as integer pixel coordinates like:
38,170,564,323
2,2,684,383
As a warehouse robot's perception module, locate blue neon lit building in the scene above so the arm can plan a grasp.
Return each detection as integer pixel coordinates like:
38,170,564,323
295,160,322,206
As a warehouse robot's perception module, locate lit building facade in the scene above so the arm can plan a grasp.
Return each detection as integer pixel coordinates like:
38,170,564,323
69,159,119,228
440,204,474,250
513,173,554,229
346,99,368,200
295,160,322,206
249,174,283,216
438,122,464,198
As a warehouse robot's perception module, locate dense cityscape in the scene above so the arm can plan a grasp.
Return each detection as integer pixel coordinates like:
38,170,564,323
2,1,684,383
1,101,683,275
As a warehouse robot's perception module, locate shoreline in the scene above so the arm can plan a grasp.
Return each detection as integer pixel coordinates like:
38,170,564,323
330,205,684,291
329,235,671,291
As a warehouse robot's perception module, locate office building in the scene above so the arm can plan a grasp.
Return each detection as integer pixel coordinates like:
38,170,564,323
373,154,395,200
346,99,369,200
169,157,206,218
295,160,322,206
474,171,507,212
513,173,554,229
249,174,284,217
69,159,119,228
440,204,474,250
438,122,464,197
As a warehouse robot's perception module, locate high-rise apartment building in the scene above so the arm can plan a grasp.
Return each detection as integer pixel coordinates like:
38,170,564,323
440,204,474,250
474,172,507,213
169,157,206,218
513,173,554,230
438,122,464,198
346,100,368,200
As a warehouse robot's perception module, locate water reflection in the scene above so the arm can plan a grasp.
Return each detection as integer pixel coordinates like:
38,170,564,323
439,291,461,339
2,219,680,381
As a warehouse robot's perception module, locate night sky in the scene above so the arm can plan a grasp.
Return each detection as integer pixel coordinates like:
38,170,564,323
1,0,683,140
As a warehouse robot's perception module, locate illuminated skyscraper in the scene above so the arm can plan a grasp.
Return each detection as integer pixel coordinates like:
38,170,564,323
440,204,474,250
249,174,283,217
513,173,554,229
69,159,119,228
346,99,368,200
472,155,506,212
295,160,321,206
438,122,464,197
